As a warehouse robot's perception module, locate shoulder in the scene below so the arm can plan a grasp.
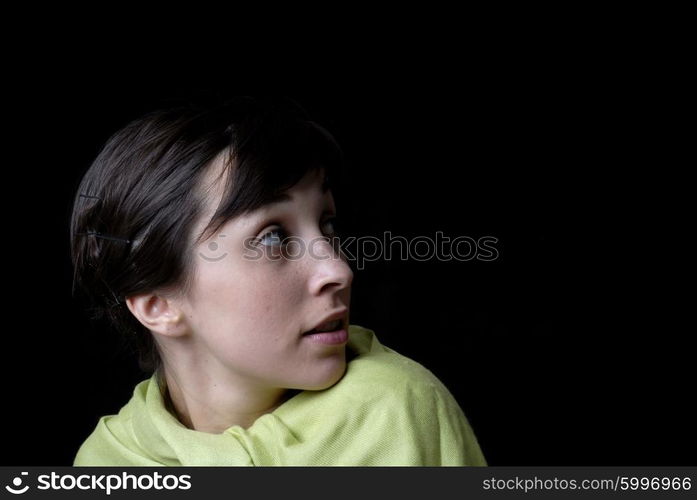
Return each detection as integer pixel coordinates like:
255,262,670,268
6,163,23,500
314,324,487,465
345,324,456,401
73,381,162,466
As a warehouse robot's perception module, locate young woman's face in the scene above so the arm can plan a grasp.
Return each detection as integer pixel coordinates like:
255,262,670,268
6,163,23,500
177,165,354,392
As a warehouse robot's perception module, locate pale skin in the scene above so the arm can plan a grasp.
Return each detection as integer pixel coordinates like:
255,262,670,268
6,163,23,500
126,154,353,433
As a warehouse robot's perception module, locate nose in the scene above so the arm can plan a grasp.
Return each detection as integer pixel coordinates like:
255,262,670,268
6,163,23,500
306,236,354,295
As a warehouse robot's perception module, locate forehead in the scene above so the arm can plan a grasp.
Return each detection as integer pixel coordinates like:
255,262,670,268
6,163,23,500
198,149,232,202
196,152,334,237
251,168,332,214
200,149,331,207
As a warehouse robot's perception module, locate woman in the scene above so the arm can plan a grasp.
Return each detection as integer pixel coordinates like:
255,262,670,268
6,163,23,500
70,96,486,466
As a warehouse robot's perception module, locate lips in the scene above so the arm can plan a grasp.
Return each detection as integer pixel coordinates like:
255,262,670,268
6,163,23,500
306,318,342,334
304,309,347,335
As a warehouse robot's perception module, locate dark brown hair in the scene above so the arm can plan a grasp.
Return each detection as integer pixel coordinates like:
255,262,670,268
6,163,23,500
70,97,346,373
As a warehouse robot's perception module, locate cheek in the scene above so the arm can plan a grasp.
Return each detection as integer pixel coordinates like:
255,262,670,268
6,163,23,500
196,262,305,329
244,267,305,319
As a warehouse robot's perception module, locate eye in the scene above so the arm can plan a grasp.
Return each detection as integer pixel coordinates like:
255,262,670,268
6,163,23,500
255,215,341,248
322,216,340,237
257,226,288,247
322,215,342,238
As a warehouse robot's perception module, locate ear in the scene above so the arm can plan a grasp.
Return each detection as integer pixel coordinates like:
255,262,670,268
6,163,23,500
125,293,187,338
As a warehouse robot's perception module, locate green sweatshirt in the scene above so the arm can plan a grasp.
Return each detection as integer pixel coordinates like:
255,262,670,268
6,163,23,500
74,324,486,466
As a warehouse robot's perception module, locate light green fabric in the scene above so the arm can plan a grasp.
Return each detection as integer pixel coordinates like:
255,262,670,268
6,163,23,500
74,325,486,466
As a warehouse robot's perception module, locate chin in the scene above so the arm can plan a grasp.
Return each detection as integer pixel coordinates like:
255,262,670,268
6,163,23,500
298,355,347,391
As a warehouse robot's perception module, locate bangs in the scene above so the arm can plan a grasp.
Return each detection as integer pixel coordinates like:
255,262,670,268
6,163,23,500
194,98,347,244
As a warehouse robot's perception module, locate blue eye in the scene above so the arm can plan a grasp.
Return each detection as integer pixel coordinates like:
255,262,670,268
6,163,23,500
322,217,339,236
258,228,287,247
256,216,340,248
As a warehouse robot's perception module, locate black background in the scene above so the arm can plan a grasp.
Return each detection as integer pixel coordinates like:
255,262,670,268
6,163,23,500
2,77,692,466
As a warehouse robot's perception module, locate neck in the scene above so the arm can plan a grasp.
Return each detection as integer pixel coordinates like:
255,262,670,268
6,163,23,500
158,365,296,434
